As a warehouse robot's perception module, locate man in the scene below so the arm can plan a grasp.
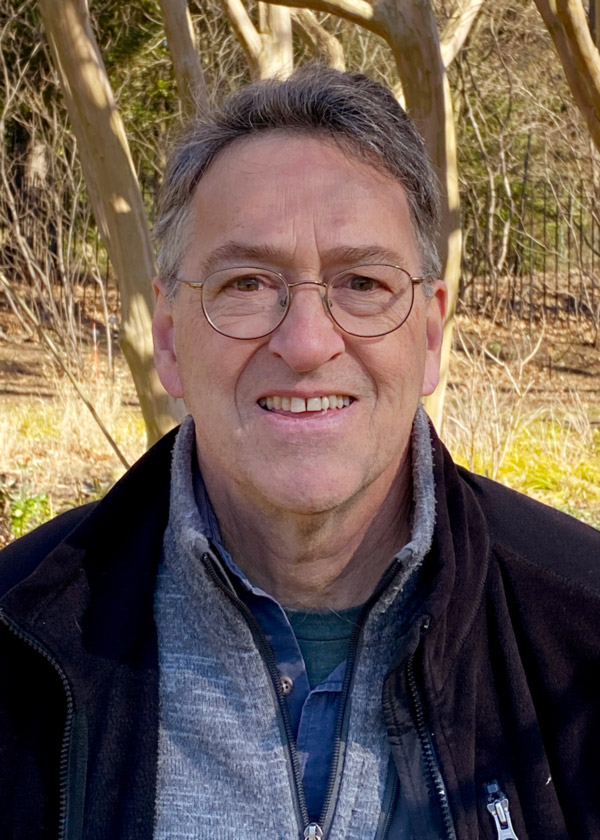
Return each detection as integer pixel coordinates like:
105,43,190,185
1,67,600,840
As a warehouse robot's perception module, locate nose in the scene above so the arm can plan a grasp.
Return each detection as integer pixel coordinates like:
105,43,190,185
267,282,345,372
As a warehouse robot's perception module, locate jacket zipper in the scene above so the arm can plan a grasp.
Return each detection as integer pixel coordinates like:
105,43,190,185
406,642,457,840
204,551,400,839
0,607,74,840
484,781,520,840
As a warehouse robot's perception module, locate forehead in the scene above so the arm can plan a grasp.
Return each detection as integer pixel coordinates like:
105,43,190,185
182,133,420,273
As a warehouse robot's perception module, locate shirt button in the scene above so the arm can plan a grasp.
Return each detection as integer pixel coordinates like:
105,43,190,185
280,676,294,695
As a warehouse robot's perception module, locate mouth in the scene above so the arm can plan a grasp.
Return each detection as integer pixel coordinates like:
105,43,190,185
257,394,355,414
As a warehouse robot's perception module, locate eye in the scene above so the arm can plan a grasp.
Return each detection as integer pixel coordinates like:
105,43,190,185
336,271,390,294
347,274,379,292
230,274,263,292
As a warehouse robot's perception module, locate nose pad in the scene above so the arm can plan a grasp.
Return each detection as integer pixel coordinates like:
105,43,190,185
268,281,345,371
282,283,338,336
285,281,332,324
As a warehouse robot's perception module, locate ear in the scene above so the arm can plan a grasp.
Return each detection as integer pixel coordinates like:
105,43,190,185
152,278,184,399
422,281,447,397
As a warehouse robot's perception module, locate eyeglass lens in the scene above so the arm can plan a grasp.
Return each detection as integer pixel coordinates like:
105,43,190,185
201,265,415,339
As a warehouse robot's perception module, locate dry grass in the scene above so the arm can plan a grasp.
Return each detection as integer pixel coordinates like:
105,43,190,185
443,316,600,528
0,370,145,546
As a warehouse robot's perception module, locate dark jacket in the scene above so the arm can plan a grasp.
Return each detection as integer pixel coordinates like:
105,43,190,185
1,427,600,839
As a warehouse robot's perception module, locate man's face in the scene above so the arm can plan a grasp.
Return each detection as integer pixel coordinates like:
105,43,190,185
153,134,445,515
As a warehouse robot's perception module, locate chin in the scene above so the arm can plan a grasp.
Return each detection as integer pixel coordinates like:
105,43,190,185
252,468,369,517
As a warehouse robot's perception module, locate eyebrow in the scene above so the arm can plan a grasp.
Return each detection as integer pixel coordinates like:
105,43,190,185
197,241,411,276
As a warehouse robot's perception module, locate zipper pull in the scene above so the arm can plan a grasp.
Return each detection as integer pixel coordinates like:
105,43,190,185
484,781,520,840
304,823,324,839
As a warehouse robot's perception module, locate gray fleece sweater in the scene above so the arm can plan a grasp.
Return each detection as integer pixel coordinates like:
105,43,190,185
153,405,436,839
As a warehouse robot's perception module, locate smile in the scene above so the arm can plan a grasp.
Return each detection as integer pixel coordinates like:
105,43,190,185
258,395,354,413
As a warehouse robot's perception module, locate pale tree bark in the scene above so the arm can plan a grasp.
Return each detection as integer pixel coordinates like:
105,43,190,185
291,9,346,70
38,0,177,445
266,0,482,427
534,0,600,154
157,0,209,117
440,0,486,67
220,0,293,78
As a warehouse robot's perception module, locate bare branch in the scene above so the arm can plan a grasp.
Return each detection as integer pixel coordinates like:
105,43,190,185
220,0,263,72
157,0,209,116
259,3,293,77
291,9,345,70
440,0,485,68
533,0,600,151
267,0,383,36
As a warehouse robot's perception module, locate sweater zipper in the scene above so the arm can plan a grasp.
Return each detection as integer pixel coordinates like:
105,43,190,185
484,781,520,840
0,608,74,840
203,554,313,837
406,637,456,840
313,557,402,838
203,551,400,840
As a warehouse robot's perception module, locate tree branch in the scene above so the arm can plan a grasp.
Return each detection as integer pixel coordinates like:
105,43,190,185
291,9,345,69
440,0,485,68
259,3,294,77
220,0,263,70
266,0,383,36
533,0,600,149
157,0,209,117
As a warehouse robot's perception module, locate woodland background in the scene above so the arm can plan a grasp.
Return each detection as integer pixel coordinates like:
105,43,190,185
1,0,600,545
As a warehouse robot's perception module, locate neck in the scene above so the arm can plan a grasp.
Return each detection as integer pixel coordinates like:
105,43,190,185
203,460,413,610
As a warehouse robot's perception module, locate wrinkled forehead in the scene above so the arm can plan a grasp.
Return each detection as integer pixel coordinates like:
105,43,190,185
181,132,421,277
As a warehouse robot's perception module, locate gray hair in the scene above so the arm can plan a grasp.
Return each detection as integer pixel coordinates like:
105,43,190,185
154,65,440,298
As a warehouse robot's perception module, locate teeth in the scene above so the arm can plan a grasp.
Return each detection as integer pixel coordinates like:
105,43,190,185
259,394,352,413
306,397,321,412
290,397,306,413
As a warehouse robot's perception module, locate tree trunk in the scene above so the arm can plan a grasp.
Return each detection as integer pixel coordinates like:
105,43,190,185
380,2,462,428
534,0,600,153
158,0,209,117
38,0,178,445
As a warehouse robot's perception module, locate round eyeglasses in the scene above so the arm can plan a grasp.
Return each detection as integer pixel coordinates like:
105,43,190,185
175,264,431,340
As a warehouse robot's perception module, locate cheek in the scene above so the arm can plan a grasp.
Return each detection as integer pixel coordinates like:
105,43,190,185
367,330,427,403
175,325,255,418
